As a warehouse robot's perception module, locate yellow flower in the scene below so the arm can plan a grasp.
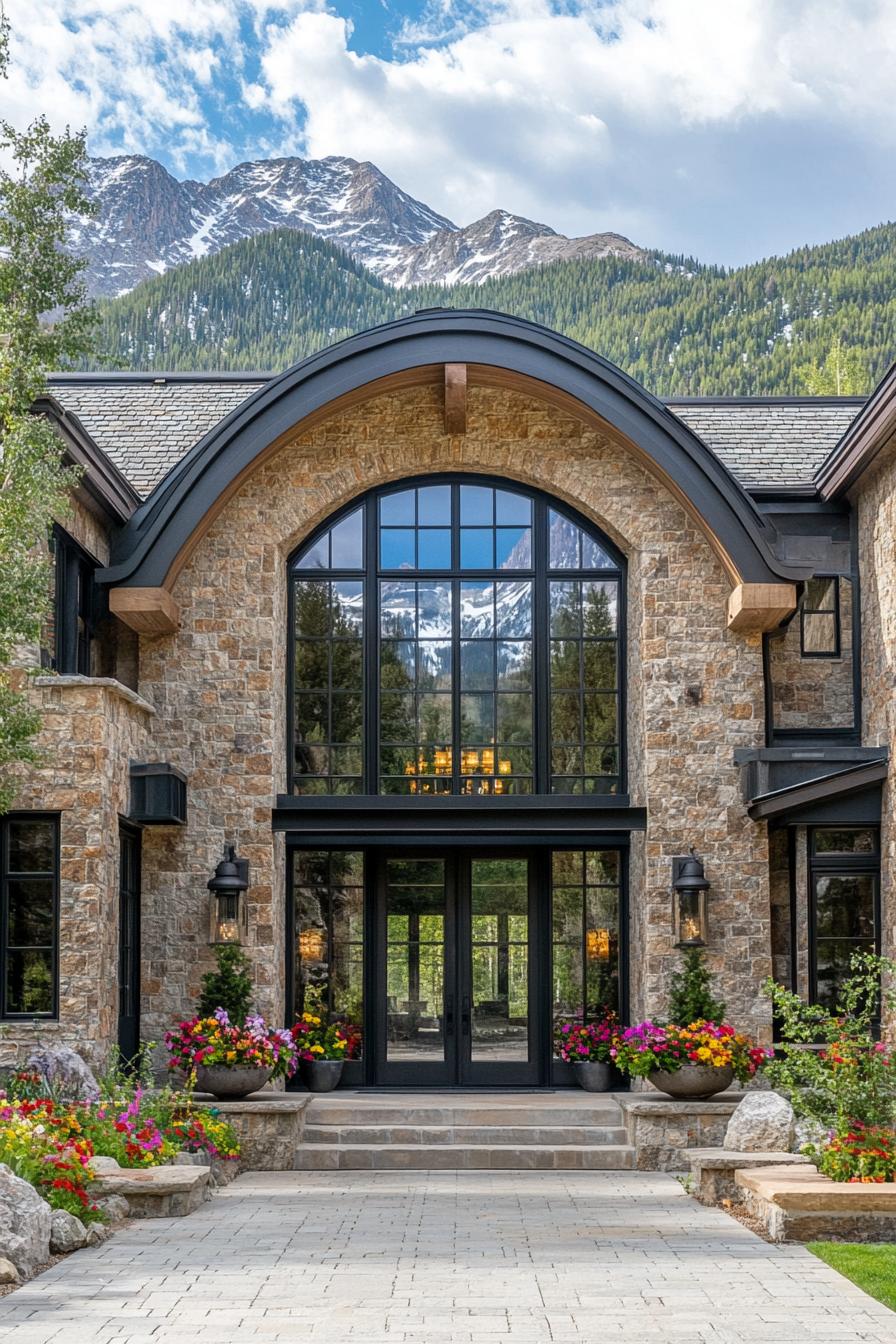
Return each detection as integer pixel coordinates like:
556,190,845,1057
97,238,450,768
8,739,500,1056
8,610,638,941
310,1044,324,1055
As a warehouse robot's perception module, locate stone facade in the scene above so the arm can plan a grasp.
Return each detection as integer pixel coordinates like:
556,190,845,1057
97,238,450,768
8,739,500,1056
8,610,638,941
16,370,882,1067
125,381,773,1045
4,677,153,1069
767,577,855,730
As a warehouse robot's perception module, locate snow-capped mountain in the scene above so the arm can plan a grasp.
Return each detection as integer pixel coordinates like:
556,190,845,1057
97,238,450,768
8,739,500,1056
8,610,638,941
379,209,645,287
75,154,645,298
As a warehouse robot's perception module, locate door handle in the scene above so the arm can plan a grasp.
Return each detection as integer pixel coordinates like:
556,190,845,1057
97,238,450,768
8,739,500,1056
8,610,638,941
445,994,455,1034
461,995,471,1036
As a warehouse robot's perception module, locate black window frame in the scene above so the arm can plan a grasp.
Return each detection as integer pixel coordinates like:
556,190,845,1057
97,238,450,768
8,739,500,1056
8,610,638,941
287,476,627,798
800,575,841,660
0,813,60,1020
808,825,880,1010
48,526,98,676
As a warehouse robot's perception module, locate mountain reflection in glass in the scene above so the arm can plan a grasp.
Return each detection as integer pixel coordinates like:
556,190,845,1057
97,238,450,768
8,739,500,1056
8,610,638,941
290,481,622,796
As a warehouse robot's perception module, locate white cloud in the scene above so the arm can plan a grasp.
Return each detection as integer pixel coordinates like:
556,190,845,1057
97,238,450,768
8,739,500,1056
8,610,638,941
252,0,896,253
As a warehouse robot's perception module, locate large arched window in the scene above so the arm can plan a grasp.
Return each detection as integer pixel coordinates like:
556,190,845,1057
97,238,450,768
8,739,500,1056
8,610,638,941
289,477,625,797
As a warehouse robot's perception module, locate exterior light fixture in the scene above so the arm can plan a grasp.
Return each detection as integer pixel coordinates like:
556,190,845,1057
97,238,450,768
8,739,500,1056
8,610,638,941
671,849,709,948
207,844,249,945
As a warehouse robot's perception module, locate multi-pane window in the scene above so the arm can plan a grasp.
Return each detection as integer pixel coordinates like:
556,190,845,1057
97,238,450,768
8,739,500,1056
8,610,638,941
1,815,58,1018
551,850,621,1023
801,577,840,658
43,527,96,675
809,827,879,1010
292,851,364,1042
289,480,624,796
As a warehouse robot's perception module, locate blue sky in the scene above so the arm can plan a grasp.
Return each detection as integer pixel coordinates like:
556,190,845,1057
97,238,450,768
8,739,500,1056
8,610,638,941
5,1,896,266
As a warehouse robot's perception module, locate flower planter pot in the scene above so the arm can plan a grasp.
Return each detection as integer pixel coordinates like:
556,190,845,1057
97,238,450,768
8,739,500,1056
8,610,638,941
299,1059,344,1093
573,1061,615,1092
648,1063,734,1100
194,1064,272,1099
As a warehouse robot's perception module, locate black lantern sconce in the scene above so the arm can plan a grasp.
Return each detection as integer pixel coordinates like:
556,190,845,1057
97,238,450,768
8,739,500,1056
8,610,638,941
207,845,249,945
671,849,709,948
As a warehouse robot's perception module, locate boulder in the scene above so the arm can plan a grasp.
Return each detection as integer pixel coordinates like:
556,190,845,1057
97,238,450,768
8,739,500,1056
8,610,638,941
89,1157,122,1176
95,1195,129,1222
25,1046,99,1102
0,1164,51,1276
724,1091,796,1153
49,1210,88,1254
0,1257,19,1285
84,1222,111,1247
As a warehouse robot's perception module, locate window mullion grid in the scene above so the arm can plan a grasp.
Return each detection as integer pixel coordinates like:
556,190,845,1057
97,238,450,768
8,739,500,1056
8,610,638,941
365,504,378,793
533,500,551,794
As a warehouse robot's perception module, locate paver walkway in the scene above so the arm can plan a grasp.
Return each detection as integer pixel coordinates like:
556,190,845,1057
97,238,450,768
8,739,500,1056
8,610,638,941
0,1170,893,1343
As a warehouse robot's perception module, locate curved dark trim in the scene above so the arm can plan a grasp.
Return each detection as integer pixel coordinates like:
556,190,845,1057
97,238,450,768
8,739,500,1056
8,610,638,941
99,310,806,588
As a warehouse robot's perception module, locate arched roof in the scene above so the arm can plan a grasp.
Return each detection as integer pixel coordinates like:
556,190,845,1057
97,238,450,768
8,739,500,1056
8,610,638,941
100,309,805,590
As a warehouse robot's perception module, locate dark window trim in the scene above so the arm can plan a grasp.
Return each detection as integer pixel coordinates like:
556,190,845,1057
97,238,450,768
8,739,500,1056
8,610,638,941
50,525,99,676
0,813,60,1020
807,825,880,1008
800,575,841,659
286,475,627,799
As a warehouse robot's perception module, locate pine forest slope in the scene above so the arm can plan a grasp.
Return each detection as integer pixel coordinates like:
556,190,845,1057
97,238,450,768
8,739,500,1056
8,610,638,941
89,221,896,397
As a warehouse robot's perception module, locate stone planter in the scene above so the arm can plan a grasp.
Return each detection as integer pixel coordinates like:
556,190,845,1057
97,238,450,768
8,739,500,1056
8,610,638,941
573,1061,614,1092
194,1064,272,1099
300,1059,344,1092
648,1064,733,1100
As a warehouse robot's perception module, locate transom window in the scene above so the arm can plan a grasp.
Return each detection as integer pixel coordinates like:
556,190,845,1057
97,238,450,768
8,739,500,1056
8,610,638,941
289,479,624,797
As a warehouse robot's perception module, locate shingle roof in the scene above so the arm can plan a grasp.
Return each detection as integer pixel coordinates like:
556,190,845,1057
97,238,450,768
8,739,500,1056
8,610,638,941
668,398,864,488
46,374,865,498
46,374,267,496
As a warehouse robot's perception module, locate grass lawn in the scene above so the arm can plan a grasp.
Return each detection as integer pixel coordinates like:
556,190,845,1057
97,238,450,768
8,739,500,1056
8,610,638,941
809,1243,896,1312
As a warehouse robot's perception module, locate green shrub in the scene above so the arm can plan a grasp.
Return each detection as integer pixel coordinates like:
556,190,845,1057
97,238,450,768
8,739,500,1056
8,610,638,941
666,946,726,1025
197,944,253,1025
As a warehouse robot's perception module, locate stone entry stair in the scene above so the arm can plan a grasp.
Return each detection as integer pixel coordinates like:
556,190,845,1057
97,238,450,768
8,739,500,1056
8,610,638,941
295,1092,635,1170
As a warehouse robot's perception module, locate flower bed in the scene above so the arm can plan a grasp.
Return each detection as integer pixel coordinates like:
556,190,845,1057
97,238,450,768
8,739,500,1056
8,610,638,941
0,1069,241,1228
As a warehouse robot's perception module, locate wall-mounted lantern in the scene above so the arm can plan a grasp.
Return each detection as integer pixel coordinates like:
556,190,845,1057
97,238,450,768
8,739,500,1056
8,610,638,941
207,845,249,945
672,849,709,948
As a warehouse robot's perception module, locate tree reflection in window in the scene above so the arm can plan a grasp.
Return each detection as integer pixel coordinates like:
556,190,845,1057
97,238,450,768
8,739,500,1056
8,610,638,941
290,481,623,796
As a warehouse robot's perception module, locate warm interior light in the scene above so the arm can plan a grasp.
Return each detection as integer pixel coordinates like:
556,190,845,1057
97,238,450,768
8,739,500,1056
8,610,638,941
298,928,326,962
586,928,611,961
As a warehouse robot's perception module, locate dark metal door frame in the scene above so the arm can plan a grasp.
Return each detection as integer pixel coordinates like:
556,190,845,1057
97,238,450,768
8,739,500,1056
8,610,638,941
369,848,544,1087
117,821,142,1063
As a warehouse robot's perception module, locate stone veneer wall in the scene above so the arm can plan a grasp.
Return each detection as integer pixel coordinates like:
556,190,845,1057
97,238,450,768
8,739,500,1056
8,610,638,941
768,579,855,730
855,434,896,965
132,381,774,1045
3,677,154,1068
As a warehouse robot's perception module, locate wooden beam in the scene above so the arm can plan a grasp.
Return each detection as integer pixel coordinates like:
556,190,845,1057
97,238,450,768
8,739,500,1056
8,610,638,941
444,363,467,435
110,586,180,635
727,583,797,633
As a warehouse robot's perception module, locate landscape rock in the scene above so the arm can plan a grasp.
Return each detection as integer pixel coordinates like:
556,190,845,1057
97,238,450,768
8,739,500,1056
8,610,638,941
724,1092,795,1153
95,1195,129,1222
0,1257,19,1285
793,1117,829,1152
84,1222,112,1247
0,1164,51,1276
49,1210,88,1254
89,1157,122,1176
25,1046,99,1102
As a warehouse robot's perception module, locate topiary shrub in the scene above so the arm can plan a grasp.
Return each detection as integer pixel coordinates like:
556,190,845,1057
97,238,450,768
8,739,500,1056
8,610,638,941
666,945,726,1025
197,945,253,1025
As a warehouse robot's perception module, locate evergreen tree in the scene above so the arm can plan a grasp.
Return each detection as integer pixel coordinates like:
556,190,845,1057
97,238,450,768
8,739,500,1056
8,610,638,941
666,946,726,1026
198,944,254,1024
0,16,97,810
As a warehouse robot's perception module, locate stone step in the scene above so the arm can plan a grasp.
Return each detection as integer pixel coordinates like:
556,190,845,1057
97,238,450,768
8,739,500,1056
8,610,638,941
306,1101,623,1128
294,1143,636,1171
303,1123,629,1146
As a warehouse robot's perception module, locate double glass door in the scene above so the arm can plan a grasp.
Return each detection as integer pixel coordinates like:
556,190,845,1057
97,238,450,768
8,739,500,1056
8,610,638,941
374,853,541,1085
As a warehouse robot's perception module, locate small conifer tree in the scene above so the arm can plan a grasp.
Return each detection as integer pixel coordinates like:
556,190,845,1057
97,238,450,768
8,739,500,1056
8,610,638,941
666,946,726,1025
197,945,253,1025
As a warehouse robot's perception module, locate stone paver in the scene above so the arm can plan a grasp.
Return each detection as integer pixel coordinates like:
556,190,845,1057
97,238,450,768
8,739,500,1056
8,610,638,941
0,1170,892,1343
